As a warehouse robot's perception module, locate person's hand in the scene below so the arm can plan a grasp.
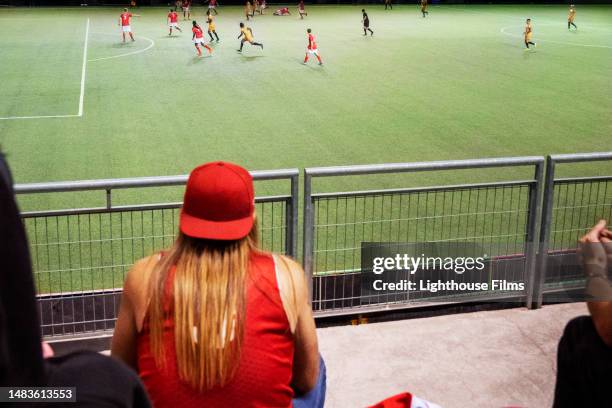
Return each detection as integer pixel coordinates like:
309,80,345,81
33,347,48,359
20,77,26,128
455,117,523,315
42,341,54,359
579,220,611,278
601,228,612,271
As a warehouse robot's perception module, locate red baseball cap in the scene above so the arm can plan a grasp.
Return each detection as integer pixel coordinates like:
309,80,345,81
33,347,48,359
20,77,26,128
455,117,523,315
180,161,255,240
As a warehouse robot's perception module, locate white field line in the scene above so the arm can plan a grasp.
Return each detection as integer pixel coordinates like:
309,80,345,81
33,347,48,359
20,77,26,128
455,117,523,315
0,114,81,121
0,18,89,121
0,27,155,120
440,5,612,48
78,18,90,117
88,35,155,62
500,23,612,50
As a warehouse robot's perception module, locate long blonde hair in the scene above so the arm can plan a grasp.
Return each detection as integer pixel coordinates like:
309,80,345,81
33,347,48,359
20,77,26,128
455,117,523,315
148,218,259,391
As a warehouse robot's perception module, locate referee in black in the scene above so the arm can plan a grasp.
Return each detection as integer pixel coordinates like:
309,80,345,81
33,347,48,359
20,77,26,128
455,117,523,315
362,9,374,36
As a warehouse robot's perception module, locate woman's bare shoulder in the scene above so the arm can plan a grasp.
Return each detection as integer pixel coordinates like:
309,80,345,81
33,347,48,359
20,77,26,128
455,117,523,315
123,254,161,331
275,254,307,300
126,255,159,287
123,254,160,304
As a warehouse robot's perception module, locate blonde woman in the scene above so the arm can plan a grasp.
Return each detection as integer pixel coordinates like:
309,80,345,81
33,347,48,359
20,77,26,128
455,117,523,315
112,162,324,407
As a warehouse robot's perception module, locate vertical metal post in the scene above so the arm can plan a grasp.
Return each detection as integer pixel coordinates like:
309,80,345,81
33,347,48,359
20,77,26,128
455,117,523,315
285,172,299,259
533,156,556,309
302,170,314,303
105,189,112,210
524,159,544,309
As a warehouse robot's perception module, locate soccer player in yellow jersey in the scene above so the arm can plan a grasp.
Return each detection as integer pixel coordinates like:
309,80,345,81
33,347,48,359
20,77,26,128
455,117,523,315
206,10,219,42
524,18,536,50
237,22,263,52
568,5,577,30
420,0,429,18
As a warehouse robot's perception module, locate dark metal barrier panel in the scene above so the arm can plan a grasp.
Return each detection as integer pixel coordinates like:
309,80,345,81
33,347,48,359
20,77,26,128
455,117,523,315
16,169,299,339
534,153,612,308
303,157,544,317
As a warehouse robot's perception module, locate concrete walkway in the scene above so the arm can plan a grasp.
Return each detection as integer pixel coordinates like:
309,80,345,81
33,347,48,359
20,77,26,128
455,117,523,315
317,303,586,408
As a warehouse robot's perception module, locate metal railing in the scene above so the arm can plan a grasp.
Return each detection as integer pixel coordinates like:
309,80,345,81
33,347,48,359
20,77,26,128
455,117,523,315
15,153,612,341
303,157,545,316
16,169,299,338
533,152,612,308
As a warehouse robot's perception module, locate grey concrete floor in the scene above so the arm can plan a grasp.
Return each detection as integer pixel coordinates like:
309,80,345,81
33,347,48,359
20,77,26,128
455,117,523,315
317,303,586,408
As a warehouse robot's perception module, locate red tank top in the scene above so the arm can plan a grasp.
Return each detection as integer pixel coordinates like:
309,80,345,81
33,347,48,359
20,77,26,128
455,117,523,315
137,251,295,407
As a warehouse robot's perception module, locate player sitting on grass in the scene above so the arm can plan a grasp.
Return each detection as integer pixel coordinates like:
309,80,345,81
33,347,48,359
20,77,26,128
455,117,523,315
192,21,213,57
420,0,429,18
303,28,323,66
119,8,139,43
298,0,307,19
206,0,219,16
274,7,291,16
237,22,264,52
168,9,182,36
362,9,374,36
568,5,577,30
207,10,219,42
524,18,536,50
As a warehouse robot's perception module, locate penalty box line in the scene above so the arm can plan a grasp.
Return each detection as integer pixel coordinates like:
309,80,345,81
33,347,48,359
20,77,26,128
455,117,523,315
0,18,89,121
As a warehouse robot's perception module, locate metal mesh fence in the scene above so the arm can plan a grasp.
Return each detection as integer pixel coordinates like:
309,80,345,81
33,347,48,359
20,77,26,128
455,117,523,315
17,154,612,340
543,177,612,291
24,199,289,337
311,182,534,313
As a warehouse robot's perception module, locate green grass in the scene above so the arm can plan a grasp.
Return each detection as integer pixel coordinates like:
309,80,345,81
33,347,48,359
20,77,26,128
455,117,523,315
2,6,611,191
1,5,611,295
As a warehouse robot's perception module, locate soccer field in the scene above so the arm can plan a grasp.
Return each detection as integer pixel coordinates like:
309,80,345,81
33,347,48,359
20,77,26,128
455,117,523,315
2,5,612,195
2,4,611,299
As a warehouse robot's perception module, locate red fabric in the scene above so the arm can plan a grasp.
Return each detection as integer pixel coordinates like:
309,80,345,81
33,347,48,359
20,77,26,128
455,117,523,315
168,12,178,23
180,161,255,241
120,12,132,26
369,392,413,408
308,34,317,50
192,26,203,38
137,251,295,407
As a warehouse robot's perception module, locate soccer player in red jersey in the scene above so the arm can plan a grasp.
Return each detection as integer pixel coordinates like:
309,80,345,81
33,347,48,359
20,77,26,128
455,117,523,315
206,0,218,15
192,21,212,57
297,0,307,19
167,9,182,36
273,7,291,16
119,8,136,43
182,0,192,20
303,28,322,65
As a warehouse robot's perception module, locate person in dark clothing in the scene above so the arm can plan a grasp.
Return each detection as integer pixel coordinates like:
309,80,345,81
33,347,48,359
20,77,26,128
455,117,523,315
553,220,612,408
0,151,46,388
362,9,374,36
45,351,151,407
0,152,151,408
553,316,612,407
